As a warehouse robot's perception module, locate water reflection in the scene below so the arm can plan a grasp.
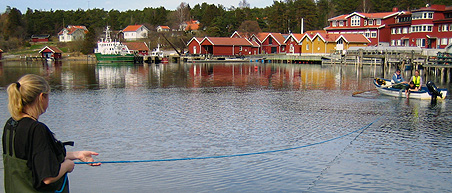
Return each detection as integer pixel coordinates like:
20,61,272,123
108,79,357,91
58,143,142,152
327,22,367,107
0,61,389,92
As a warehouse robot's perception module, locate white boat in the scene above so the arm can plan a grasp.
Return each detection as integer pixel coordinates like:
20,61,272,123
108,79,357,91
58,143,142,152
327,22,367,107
94,26,134,62
150,44,164,58
373,78,447,100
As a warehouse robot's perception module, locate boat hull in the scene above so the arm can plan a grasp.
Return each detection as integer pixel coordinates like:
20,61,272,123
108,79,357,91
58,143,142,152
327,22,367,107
94,53,135,62
374,78,447,100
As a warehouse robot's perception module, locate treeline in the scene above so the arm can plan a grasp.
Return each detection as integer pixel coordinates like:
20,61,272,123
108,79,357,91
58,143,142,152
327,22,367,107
0,0,450,52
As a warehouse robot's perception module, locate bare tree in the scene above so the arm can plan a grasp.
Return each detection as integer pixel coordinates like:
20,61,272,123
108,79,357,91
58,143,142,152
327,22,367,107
239,0,250,8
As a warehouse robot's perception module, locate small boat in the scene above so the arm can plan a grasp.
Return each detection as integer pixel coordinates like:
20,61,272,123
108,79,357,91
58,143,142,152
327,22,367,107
373,78,447,100
94,26,135,63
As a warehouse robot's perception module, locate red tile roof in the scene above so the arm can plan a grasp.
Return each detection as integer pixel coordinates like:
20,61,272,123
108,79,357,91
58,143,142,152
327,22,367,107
58,25,88,35
123,42,149,51
123,25,144,32
339,34,370,43
329,11,399,21
201,37,252,46
185,20,200,31
284,33,304,43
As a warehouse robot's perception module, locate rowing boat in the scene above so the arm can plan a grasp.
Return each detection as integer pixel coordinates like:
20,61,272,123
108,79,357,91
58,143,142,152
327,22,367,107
373,78,448,100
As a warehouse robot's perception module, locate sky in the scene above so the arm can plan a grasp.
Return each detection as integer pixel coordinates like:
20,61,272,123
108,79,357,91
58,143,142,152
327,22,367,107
1,0,274,13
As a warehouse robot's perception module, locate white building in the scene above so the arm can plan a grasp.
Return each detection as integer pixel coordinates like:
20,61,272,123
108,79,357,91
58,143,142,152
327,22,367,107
58,25,88,42
122,25,149,41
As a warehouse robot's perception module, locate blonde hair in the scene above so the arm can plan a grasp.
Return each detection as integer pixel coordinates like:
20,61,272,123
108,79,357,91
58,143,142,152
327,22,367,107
7,74,50,120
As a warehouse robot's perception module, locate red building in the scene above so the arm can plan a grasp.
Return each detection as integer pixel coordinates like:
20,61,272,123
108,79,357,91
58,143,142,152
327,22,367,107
31,35,50,42
200,37,256,56
284,33,303,54
325,10,401,46
39,46,62,59
250,33,287,54
389,4,452,48
187,37,205,55
123,42,149,56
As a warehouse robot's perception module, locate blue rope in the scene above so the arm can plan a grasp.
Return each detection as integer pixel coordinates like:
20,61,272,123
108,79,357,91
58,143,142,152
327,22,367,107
75,117,381,165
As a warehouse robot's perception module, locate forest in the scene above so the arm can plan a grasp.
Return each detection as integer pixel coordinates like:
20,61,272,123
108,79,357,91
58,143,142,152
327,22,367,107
0,0,450,53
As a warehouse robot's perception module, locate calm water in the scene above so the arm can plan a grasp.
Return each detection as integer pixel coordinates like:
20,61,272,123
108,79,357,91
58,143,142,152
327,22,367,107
0,61,451,192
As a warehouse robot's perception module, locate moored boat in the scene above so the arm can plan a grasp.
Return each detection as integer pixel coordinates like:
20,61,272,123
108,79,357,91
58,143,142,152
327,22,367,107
94,26,134,62
373,78,447,100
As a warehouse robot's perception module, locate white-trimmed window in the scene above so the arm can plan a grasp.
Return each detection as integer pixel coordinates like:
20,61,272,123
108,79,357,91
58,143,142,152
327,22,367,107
332,21,337,27
397,40,402,46
438,25,442,32
449,24,452,31
371,31,377,38
443,24,448,31
416,38,425,47
391,40,396,46
441,38,448,45
364,20,367,26
403,27,408,34
306,44,309,50
391,28,396,34
397,28,402,34
376,19,381,25
450,38,452,44
339,21,344,26
351,16,360,26
365,32,370,38
411,25,433,32
369,19,373,25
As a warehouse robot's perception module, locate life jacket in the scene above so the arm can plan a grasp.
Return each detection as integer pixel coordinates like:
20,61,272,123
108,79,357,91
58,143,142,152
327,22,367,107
412,76,421,87
392,73,403,83
3,118,69,193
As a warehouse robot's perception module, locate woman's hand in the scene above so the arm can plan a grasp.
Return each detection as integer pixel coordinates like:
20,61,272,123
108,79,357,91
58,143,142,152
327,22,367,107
78,151,101,166
67,151,101,166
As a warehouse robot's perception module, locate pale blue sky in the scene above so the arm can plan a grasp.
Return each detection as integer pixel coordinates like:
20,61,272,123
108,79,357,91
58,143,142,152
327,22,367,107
1,0,273,13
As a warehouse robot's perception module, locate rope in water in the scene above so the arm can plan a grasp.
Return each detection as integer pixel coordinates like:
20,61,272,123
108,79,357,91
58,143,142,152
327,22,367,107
75,117,381,165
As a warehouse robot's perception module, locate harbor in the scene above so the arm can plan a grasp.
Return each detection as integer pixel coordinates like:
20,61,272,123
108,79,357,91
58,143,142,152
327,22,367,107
0,61,451,192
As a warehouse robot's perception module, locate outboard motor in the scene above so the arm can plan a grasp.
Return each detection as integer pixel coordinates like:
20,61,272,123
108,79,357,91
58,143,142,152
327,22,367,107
426,81,442,102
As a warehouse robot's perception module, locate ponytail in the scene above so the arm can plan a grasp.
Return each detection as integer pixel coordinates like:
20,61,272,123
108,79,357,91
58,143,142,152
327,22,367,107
7,82,23,120
7,74,50,120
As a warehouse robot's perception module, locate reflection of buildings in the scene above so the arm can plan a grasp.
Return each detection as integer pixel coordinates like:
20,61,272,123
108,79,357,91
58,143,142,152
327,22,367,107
188,63,337,89
96,66,148,88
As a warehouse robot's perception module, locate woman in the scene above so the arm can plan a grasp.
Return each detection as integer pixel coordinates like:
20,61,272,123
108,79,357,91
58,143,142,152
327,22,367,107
3,74,100,192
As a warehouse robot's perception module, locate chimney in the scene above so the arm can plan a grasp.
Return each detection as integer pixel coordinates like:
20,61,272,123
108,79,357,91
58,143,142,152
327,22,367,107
393,7,398,12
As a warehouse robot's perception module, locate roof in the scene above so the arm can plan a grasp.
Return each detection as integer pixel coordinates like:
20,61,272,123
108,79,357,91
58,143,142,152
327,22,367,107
264,33,286,46
31,35,50,39
284,33,304,43
39,46,62,53
329,11,400,21
123,25,147,32
123,42,149,51
187,37,204,46
157,26,170,29
201,37,253,46
337,34,370,43
185,20,200,31
58,25,88,35
255,32,270,43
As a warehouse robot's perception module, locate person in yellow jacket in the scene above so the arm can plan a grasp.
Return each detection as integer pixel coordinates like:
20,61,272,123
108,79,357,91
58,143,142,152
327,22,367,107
3,74,100,193
409,70,423,90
